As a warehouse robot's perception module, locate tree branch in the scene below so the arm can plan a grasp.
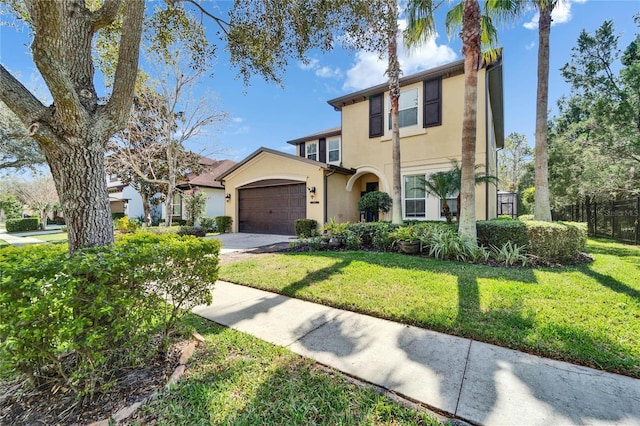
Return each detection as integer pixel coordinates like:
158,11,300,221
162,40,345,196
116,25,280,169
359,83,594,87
26,0,88,128
179,0,229,35
90,0,123,31
102,0,145,136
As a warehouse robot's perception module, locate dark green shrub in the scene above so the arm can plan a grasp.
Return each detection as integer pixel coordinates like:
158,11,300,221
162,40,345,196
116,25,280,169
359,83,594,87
111,212,125,220
524,221,587,263
177,226,206,237
173,219,188,226
215,216,233,233
295,219,318,237
347,222,400,250
477,219,528,249
5,217,40,232
200,217,216,233
0,233,219,396
358,191,392,221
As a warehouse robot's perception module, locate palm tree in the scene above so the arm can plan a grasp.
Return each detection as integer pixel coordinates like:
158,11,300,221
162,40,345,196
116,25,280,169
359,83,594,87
387,0,403,225
421,160,496,224
533,0,555,221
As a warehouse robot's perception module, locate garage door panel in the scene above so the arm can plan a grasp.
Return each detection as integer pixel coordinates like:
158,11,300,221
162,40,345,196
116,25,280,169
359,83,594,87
238,183,306,234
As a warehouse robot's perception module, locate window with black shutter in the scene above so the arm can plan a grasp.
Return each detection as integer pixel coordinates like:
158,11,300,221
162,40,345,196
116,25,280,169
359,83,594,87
299,142,305,158
369,93,384,138
423,77,442,128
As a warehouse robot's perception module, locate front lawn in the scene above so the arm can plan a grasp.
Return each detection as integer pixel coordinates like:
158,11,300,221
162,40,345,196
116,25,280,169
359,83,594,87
220,238,640,378
135,315,443,425
32,231,68,244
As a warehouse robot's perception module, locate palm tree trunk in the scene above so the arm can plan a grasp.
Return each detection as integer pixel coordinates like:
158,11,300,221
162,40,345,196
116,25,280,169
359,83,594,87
534,5,553,221
458,0,482,242
388,0,403,225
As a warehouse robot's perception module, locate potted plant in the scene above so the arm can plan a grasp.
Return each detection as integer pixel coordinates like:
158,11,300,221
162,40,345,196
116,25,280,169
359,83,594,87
322,218,349,248
391,226,420,254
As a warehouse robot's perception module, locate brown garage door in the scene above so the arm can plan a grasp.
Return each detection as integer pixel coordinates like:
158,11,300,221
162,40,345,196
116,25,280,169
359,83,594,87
238,181,306,234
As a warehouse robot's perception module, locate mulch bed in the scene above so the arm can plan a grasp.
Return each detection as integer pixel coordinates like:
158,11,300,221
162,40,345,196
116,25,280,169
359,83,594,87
0,341,189,425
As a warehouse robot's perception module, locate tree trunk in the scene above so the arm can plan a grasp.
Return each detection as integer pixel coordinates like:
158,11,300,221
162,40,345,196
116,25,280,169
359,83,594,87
458,0,482,242
387,0,403,225
534,5,553,221
140,191,152,227
47,138,114,251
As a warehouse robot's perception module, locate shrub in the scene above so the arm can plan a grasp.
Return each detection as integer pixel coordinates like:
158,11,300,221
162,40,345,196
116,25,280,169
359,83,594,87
183,189,207,226
477,219,528,249
5,217,40,232
177,226,206,237
116,216,139,233
0,195,23,219
215,216,233,233
357,191,392,221
111,212,125,221
0,233,219,396
200,216,216,233
322,218,349,237
491,241,529,266
428,226,477,262
347,222,400,251
518,214,534,221
524,221,587,263
145,226,182,235
295,219,318,238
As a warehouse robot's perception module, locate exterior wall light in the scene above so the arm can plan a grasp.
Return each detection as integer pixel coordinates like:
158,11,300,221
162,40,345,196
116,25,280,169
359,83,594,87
225,193,231,201
307,186,316,194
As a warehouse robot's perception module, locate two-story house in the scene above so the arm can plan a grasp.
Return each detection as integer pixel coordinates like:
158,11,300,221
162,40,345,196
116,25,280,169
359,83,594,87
217,57,503,234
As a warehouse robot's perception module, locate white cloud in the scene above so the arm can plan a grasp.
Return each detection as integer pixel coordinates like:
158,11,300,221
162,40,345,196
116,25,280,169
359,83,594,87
525,41,536,51
315,66,343,79
297,58,319,70
342,27,457,92
231,116,245,124
524,0,586,30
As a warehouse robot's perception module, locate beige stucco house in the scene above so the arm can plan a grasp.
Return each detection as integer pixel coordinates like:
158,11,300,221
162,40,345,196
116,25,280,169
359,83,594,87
217,58,504,234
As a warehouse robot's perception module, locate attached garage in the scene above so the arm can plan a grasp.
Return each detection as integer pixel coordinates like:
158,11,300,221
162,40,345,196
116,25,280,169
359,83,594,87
238,180,306,234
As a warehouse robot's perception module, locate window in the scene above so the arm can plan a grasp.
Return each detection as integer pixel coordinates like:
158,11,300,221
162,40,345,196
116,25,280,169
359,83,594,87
327,137,340,163
389,88,418,129
423,77,442,127
306,142,317,161
369,93,384,137
440,197,458,218
172,193,182,217
404,175,426,218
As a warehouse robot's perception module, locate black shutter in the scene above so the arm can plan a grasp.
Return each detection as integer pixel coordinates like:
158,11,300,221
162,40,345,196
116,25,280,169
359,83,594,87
319,138,326,163
369,93,384,138
299,142,305,158
423,77,442,128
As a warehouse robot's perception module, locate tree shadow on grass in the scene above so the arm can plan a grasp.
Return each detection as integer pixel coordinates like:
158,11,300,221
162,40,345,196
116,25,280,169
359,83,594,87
280,257,353,296
581,267,640,300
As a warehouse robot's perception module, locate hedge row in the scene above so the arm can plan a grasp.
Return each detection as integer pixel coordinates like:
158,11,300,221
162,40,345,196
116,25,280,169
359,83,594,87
5,217,40,232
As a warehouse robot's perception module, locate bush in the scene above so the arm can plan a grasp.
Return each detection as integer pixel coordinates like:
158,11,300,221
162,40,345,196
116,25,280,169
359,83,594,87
200,216,216,233
215,216,232,233
347,222,400,250
518,214,534,221
0,195,23,219
427,226,478,262
5,217,40,232
111,212,125,221
0,233,219,396
295,219,318,238
145,226,182,235
358,191,392,222
477,219,528,249
116,216,139,233
177,226,206,237
524,221,587,263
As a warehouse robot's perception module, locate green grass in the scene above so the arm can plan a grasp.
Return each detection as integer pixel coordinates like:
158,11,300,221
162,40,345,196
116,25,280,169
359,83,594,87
219,238,640,378
32,232,68,243
136,315,443,425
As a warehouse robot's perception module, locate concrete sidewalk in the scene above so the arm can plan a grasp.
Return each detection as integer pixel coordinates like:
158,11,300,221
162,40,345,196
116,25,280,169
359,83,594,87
0,230,45,246
194,281,640,426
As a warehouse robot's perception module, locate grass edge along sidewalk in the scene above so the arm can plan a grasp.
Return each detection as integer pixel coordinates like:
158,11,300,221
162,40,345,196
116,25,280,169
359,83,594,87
219,238,640,379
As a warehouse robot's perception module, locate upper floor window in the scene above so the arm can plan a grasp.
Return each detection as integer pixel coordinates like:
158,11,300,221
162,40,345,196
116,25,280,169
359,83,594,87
306,142,317,161
389,88,418,129
327,137,340,163
404,175,426,218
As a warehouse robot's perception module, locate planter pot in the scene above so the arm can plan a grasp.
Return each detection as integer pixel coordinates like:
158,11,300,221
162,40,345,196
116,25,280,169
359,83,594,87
398,240,420,254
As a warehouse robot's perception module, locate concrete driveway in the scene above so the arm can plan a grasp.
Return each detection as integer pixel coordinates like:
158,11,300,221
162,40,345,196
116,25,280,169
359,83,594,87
208,233,297,254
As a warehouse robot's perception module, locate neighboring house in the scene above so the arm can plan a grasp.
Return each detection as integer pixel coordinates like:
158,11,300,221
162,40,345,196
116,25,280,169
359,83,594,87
108,156,236,223
217,57,504,234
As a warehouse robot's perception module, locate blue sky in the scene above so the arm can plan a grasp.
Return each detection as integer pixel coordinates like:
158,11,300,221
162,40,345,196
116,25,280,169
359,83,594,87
1,0,638,163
